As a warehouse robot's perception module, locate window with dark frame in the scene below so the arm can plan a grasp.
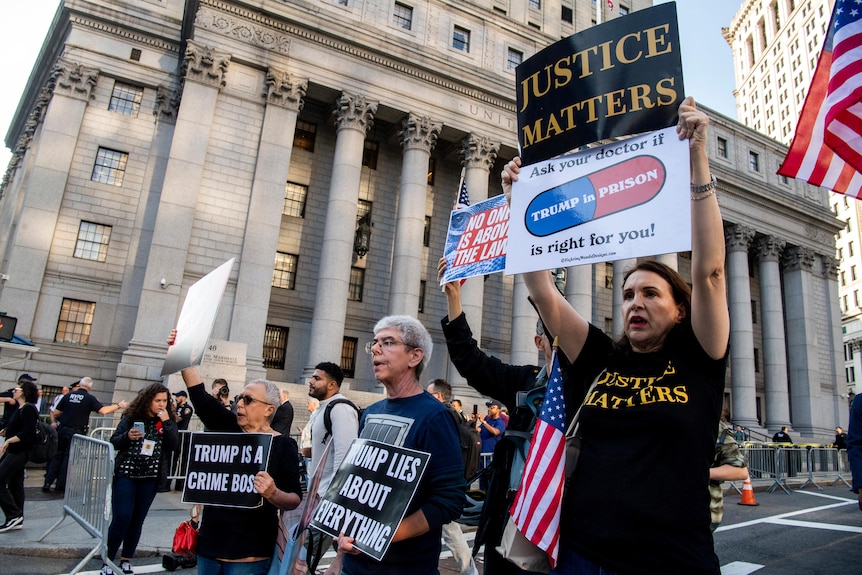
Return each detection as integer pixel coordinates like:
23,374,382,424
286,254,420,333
393,2,413,30
349,267,365,301
748,151,760,172
529,0,540,9
283,182,308,218
362,140,379,169
427,157,436,185
453,26,470,52
55,298,96,345
91,147,129,186
272,252,298,289
293,120,317,152
263,325,288,370
562,6,573,23
341,337,357,378
108,82,143,117
74,221,112,262
507,48,523,71
717,136,728,158
418,280,426,313
423,216,431,247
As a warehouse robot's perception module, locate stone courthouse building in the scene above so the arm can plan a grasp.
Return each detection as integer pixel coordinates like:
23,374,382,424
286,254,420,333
0,0,848,441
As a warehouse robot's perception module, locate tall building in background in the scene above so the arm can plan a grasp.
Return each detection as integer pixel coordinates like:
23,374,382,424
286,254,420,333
0,0,845,440
726,0,861,408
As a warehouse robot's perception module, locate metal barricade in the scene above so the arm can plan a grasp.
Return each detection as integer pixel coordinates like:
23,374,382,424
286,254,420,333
742,446,792,494
38,434,117,575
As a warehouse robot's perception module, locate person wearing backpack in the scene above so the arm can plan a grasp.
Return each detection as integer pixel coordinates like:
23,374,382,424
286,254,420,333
304,362,359,574
439,257,553,575
0,378,39,532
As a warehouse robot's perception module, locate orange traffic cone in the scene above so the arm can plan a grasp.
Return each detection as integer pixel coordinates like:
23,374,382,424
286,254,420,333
738,476,759,506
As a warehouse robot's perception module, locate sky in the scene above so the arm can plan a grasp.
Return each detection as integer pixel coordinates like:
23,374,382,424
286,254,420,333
0,0,743,169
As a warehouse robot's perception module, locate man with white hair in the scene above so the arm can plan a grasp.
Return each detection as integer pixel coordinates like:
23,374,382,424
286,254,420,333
44,377,128,493
338,315,464,575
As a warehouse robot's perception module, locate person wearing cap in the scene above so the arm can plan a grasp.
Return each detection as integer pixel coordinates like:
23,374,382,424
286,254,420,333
44,377,129,493
474,400,506,490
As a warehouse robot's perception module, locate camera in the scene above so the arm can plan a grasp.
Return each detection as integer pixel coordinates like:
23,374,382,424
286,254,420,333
217,385,230,398
162,553,197,571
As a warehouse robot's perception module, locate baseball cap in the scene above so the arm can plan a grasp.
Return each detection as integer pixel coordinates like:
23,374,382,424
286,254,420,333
17,373,37,382
486,400,502,409
70,380,80,389
173,390,188,398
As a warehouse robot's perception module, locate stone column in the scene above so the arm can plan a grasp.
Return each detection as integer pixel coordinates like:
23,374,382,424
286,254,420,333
852,340,862,397
612,259,636,337
754,235,790,430
115,41,230,392
822,255,846,426
782,245,817,435
655,253,679,271
565,265,593,323
726,225,757,428
511,275,539,366
0,59,98,337
114,86,181,347
303,92,377,375
230,70,307,380
457,135,499,347
389,114,441,316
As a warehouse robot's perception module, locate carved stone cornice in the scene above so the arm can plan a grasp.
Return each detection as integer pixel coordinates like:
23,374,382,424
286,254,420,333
154,86,181,124
459,134,499,170
51,59,99,101
754,235,785,263
821,255,839,280
182,41,230,89
781,245,815,272
264,69,306,111
724,224,755,253
399,114,442,153
197,6,291,54
332,92,377,133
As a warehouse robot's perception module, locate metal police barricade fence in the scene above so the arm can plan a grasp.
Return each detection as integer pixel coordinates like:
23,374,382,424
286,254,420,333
800,446,852,490
38,434,117,575
835,449,852,488
742,446,792,494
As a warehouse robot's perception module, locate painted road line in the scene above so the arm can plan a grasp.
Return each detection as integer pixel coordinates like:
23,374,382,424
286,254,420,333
764,518,862,533
715,500,856,532
720,561,764,575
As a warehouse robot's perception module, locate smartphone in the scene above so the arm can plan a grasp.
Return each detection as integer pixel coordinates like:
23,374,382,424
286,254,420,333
472,404,478,416
133,421,145,435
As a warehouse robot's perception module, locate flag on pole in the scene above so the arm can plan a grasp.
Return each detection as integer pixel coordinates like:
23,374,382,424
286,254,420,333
456,176,470,210
510,343,566,568
778,0,862,197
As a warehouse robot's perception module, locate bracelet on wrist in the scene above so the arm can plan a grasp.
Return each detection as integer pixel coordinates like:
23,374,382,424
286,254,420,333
690,174,717,200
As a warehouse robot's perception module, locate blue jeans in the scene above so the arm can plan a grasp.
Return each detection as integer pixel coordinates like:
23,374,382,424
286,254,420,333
550,547,620,575
107,475,159,560
197,556,271,575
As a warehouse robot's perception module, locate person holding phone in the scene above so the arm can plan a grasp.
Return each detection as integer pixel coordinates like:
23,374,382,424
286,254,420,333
103,383,178,575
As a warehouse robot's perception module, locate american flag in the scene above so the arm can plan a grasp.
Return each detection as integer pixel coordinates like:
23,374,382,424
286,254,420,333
778,0,862,197
510,346,566,568
456,177,470,210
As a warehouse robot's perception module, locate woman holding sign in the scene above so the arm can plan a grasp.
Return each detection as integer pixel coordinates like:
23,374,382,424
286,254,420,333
169,330,302,575
104,383,178,575
509,97,729,575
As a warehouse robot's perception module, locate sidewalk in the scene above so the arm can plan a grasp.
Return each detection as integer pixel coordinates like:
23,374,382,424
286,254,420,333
0,465,476,574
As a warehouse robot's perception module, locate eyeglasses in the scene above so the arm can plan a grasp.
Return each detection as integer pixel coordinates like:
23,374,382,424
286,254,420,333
364,337,417,354
13,387,22,392
237,394,272,406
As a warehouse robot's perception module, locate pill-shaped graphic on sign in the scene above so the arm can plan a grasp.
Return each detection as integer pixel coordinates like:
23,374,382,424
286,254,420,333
525,156,666,237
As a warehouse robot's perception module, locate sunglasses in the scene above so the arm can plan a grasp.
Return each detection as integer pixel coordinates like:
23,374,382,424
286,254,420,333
237,394,272,407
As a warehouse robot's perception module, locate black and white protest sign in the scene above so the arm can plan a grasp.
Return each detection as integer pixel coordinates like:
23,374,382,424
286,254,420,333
182,432,272,508
310,439,430,561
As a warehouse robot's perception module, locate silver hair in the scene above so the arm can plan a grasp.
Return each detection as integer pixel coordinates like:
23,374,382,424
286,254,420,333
249,379,281,421
78,377,94,389
373,315,433,379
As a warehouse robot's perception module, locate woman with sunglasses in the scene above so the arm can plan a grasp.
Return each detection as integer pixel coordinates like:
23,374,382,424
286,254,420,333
0,379,39,532
168,329,302,575
102,383,178,575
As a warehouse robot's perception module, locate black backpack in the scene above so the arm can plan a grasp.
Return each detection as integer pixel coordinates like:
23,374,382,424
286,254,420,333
446,407,480,481
321,398,362,444
30,419,58,464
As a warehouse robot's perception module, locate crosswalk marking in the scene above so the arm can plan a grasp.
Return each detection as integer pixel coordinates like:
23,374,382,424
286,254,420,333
720,561,765,575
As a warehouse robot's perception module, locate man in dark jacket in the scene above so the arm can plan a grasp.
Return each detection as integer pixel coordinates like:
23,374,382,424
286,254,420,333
438,258,553,575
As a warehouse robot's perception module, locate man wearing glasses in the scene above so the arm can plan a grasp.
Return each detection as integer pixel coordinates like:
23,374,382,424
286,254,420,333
337,315,464,575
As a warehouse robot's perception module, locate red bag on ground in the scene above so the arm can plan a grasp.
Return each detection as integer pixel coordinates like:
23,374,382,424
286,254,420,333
172,506,200,557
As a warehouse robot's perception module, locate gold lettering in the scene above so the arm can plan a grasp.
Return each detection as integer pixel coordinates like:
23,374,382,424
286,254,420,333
596,41,615,71
606,89,627,117
553,57,573,89
628,84,654,112
644,24,673,58
615,32,643,65
673,385,689,403
653,386,675,403
655,78,677,105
